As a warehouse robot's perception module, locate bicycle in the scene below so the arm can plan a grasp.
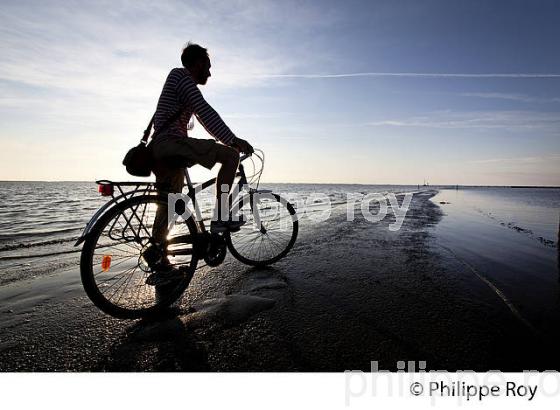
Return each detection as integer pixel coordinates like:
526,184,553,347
75,149,298,319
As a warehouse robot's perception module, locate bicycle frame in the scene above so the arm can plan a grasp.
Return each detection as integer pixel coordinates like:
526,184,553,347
74,153,268,245
184,153,245,233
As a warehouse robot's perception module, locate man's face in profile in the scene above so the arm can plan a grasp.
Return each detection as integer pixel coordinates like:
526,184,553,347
192,57,211,85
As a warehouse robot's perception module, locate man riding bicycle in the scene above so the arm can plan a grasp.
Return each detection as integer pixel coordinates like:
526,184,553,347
147,43,254,284
151,43,254,239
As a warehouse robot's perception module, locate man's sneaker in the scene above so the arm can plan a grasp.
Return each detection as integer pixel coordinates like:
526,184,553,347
210,217,247,233
146,264,184,286
210,214,247,233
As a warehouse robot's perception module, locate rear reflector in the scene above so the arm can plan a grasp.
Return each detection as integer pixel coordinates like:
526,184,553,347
98,184,114,196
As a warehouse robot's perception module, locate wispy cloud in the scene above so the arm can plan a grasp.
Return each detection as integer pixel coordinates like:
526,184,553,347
0,0,335,102
0,0,329,138
222,112,293,119
258,72,560,79
459,92,560,103
469,154,560,164
366,111,560,131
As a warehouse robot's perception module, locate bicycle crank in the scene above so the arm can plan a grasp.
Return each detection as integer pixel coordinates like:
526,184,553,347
203,233,227,267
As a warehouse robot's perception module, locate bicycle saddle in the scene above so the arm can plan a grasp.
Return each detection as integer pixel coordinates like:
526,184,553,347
154,155,193,169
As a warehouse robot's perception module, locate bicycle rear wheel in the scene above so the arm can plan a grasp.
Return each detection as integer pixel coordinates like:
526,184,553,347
80,194,199,319
226,192,298,266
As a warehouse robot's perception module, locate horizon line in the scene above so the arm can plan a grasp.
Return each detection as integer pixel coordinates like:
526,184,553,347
0,180,558,189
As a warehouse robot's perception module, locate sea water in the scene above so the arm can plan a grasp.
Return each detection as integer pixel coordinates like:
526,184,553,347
0,181,417,285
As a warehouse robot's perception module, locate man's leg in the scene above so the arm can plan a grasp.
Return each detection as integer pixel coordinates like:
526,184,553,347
152,163,185,244
145,165,185,284
213,145,240,221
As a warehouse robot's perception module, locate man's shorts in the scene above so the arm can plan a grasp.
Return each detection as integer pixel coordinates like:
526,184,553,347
151,135,219,193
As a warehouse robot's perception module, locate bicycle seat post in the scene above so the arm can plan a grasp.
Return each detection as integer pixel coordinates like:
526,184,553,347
183,167,206,232
183,167,194,191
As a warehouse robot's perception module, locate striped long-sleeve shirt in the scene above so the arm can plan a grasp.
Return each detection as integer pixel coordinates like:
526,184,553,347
153,68,236,145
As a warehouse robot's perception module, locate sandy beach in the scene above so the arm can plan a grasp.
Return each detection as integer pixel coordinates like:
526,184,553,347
0,189,559,371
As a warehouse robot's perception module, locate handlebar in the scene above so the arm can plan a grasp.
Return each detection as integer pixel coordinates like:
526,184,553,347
238,148,264,189
240,148,263,163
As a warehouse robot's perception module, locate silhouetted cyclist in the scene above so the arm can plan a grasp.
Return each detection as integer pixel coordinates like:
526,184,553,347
148,43,253,284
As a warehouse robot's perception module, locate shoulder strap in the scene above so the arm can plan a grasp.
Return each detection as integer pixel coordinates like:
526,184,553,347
141,115,156,144
140,109,185,144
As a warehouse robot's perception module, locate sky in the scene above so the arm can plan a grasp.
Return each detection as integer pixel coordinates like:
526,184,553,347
1,0,559,185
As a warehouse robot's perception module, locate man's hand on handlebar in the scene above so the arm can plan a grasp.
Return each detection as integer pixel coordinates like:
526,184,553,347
232,137,254,155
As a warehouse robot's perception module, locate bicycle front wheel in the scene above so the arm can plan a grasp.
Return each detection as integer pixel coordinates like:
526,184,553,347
226,192,298,266
80,194,199,319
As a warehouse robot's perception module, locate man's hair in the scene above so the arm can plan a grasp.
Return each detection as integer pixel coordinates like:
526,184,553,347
181,42,209,68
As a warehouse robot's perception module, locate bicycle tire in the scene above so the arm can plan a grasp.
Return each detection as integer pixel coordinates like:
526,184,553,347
226,192,298,266
80,194,199,319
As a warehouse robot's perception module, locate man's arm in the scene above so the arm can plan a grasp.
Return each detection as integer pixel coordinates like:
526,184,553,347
175,73,236,145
